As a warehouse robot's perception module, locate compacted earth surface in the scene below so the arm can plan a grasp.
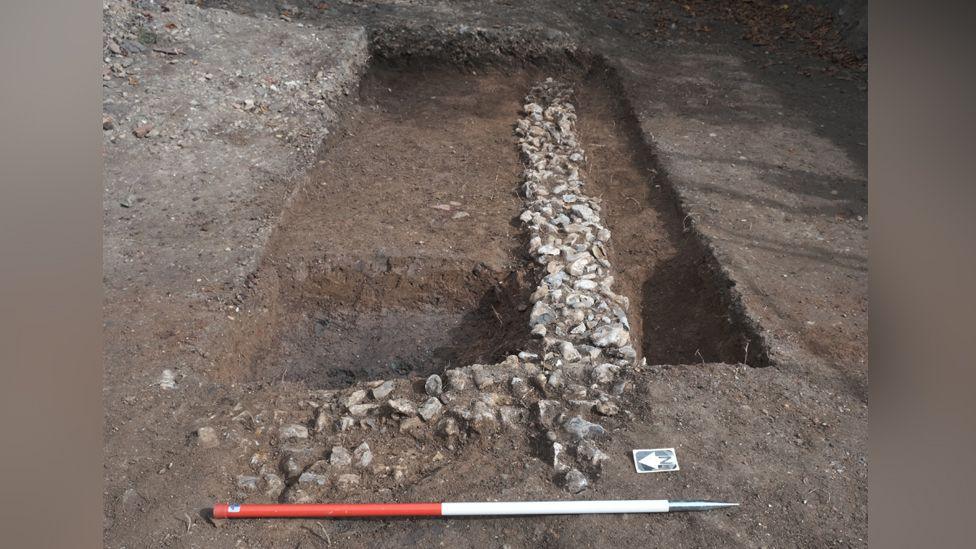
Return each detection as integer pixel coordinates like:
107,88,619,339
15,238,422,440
103,1,866,547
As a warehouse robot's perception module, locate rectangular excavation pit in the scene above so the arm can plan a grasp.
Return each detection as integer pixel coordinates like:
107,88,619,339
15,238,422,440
229,60,766,390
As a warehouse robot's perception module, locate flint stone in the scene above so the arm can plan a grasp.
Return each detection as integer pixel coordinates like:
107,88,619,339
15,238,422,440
530,302,557,326
612,379,631,395
565,308,585,323
249,452,268,471
195,426,219,448
424,374,443,396
279,424,309,440
349,403,380,416
329,446,352,467
470,401,498,433
387,398,417,416
591,363,619,384
566,293,595,309
570,204,595,221
576,439,611,471
551,442,570,473
535,399,562,428
560,341,581,362
567,258,589,276
353,442,373,468
563,468,589,494
298,471,328,486
345,390,367,408
418,397,443,422
264,473,284,497
280,455,302,479
372,380,395,400
236,475,260,491
544,271,567,288
282,444,321,466
510,376,530,399
616,344,638,360
547,370,565,390
591,244,610,267
563,415,607,440
574,279,598,290
594,400,620,416
591,324,630,348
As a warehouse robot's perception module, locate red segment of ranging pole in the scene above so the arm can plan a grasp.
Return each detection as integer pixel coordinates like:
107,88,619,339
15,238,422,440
213,502,442,519
212,500,737,519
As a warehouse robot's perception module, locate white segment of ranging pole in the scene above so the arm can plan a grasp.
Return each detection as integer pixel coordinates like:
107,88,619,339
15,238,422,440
442,500,670,515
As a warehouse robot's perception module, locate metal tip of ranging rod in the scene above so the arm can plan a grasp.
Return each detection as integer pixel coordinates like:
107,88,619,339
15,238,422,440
667,501,740,512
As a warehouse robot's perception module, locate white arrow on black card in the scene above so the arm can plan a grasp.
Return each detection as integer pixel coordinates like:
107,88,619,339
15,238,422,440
633,448,680,473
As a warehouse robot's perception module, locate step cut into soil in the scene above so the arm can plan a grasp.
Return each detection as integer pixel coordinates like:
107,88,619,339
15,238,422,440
232,62,763,390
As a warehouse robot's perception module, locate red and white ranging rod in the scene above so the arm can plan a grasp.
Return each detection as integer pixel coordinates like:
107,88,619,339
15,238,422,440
212,499,738,519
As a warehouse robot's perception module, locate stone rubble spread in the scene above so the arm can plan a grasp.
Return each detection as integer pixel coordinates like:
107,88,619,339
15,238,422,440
214,79,640,500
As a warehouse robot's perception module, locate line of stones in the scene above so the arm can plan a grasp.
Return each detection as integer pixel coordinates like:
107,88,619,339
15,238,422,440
516,78,637,387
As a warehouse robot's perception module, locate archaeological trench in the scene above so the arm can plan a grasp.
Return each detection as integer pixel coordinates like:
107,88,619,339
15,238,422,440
205,51,768,504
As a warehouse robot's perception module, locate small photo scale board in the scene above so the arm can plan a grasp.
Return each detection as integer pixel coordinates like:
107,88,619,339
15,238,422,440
632,448,679,473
